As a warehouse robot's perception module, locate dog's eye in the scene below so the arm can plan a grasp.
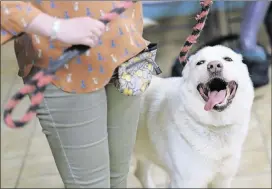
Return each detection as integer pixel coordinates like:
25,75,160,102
223,57,233,62
196,60,205,66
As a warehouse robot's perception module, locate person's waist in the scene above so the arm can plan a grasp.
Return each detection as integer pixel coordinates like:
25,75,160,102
32,41,149,67
31,32,148,57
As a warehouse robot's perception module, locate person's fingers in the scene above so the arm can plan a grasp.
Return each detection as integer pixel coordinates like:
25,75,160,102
82,38,95,47
94,20,106,32
90,27,102,38
86,18,105,33
91,35,99,45
56,17,106,47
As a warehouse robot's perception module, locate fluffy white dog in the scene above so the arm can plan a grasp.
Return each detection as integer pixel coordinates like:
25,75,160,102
134,45,254,188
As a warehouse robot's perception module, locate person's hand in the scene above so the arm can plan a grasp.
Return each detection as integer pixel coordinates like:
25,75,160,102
56,17,106,47
26,13,106,47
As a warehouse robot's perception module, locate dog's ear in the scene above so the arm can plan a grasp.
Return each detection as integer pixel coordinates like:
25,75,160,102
242,58,246,64
236,53,244,63
188,54,195,62
182,55,194,79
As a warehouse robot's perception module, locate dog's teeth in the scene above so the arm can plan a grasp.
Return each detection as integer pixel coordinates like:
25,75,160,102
226,86,230,98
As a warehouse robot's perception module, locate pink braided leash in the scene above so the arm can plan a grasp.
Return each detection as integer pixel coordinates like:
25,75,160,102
179,0,213,66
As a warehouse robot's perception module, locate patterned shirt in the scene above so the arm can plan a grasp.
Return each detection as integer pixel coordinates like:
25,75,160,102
1,1,150,93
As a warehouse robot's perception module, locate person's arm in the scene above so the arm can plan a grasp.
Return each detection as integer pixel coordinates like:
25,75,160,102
1,1,42,35
1,1,46,45
1,1,65,45
1,1,106,47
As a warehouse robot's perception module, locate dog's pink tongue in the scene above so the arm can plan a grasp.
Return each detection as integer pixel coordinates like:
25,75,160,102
204,90,226,111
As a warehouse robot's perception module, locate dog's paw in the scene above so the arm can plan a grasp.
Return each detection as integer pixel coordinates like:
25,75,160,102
135,158,157,188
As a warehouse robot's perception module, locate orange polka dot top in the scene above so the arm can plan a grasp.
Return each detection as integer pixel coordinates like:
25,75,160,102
1,1,150,93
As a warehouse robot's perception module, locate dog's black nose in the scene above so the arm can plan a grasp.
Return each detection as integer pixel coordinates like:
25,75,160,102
207,61,223,73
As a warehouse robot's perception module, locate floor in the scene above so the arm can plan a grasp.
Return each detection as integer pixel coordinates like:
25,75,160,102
1,16,271,188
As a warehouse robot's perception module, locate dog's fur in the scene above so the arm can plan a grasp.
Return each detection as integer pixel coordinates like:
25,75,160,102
134,45,254,188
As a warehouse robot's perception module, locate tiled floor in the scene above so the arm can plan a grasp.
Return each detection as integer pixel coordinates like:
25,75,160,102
1,23,271,189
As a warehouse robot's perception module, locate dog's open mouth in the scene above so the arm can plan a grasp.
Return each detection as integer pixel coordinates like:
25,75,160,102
197,78,238,111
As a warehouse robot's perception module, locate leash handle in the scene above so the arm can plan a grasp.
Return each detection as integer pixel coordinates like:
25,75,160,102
179,0,213,66
3,1,136,128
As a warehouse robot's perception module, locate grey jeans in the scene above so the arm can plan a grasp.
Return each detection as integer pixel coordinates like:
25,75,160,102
24,68,141,188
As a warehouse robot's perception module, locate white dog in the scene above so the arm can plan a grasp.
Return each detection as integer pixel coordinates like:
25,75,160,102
134,45,254,188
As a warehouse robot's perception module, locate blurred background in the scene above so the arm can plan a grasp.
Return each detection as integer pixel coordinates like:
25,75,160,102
1,1,271,188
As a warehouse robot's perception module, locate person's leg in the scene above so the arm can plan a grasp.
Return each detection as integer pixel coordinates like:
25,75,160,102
239,1,270,61
264,2,272,49
238,1,270,88
105,84,141,188
24,68,110,188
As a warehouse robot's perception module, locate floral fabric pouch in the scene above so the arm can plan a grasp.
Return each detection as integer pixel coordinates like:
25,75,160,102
112,43,161,96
